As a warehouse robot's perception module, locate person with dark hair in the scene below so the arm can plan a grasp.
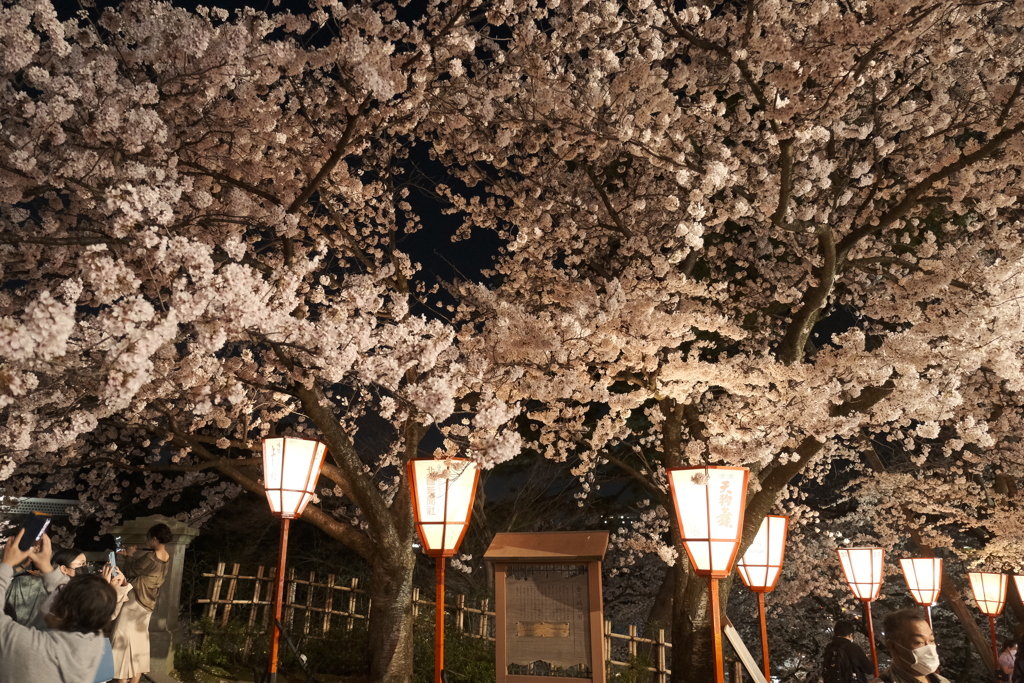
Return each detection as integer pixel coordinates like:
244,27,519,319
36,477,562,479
0,530,117,683
110,523,172,683
51,547,88,578
999,639,1018,682
823,619,875,683
871,608,950,683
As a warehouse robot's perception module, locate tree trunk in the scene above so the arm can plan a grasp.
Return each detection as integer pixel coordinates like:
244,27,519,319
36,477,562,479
367,545,417,683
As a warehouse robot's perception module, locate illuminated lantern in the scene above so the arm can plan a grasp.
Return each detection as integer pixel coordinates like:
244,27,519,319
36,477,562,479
263,437,328,518
837,547,885,677
668,466,749,683
736,515,789,681
968,571,1008,674
408,458,480,683
262,436,328,683
899,558,943,628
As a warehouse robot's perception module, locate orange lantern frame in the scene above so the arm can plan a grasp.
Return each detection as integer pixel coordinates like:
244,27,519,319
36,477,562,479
969,571,1008,675
899,557,943,628
408,458,480,683
667,465,749,683
737,515,789,681
261,436,327,683
837,547,885,678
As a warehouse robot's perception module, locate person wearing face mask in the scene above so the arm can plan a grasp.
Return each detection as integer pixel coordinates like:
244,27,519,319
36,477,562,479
0,530,117,683
871,608,950,683
51,547,88,578
998,640,1017,682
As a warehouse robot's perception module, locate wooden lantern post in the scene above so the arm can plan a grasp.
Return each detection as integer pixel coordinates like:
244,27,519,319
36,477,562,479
969,571,1008,682
667,466,749,683
899,558,943,629
736,515,789,681
837,547,885,678
408,458,479,683
262,436,327,683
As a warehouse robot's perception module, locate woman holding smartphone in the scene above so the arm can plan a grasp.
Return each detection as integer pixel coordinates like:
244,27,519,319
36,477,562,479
110,523,172,683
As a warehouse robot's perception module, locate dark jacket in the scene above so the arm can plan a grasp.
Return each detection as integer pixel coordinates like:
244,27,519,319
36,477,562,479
1013,650,1024,683
823,636,875,683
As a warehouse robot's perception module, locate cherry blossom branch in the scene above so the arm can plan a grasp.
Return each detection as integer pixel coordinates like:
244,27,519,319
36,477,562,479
778,225,837,365
179,161,284,207
583,162,632,237
286,97,371,214
0,234,120,247
997,72,1024,128
837,120,1024,259
150,402,377,559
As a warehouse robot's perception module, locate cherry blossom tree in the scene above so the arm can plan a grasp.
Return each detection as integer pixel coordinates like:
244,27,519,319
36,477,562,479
428,0,1024,679
0,1,521,680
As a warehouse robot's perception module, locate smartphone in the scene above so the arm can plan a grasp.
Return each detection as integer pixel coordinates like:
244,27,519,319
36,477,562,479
108,550,117,570
17,512,51,551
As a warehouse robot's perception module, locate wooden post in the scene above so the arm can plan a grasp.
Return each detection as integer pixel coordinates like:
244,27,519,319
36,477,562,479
303,571,315,636
244,565,265,656
657,628,667,683
218,565,237,626
323,574,335,636
413,587,420,619
732,660,743,683
207,562,226,622
757,592,770,681
285,567,297,631
480,598,489,639
989,615,1000,682
267,517,290,683
863,599,879,678
436,557,446,683
347,578,359,631
456,593,465,633
710,578,725,683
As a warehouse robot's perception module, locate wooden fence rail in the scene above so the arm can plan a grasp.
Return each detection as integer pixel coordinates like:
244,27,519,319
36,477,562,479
196,563,673,678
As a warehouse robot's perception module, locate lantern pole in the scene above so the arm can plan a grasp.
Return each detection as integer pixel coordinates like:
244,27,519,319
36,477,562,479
268,517,290,683
862,598,879,678
436,556,446,683
261,436,327,683
709,578,725,683
757,592,770,681
988,615,999,676
925,604,933,630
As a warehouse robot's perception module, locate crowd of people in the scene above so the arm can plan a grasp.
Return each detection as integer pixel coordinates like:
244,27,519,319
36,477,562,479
823,610,1022,683
1,524,171,683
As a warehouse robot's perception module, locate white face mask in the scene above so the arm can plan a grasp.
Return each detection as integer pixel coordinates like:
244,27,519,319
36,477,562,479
897,642,940,675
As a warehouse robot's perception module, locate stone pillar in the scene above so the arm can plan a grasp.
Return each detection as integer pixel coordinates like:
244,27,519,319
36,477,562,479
110,514,199,683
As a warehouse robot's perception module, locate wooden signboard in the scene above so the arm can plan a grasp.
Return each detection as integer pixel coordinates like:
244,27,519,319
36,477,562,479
723,617,769,683
485,531,609,683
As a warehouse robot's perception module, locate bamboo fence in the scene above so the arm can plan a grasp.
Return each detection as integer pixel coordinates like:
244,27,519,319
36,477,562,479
196,562,673,679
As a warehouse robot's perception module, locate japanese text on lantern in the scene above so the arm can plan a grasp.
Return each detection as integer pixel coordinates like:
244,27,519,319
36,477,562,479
716,480,733,528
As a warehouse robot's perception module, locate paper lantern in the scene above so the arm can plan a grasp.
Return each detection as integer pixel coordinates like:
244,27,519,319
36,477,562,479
667,466,749,579
262,437,328,519
737,515,789,592
837,547,885,601
408,458,479,558
900,558,943,607
968,571,1008,616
